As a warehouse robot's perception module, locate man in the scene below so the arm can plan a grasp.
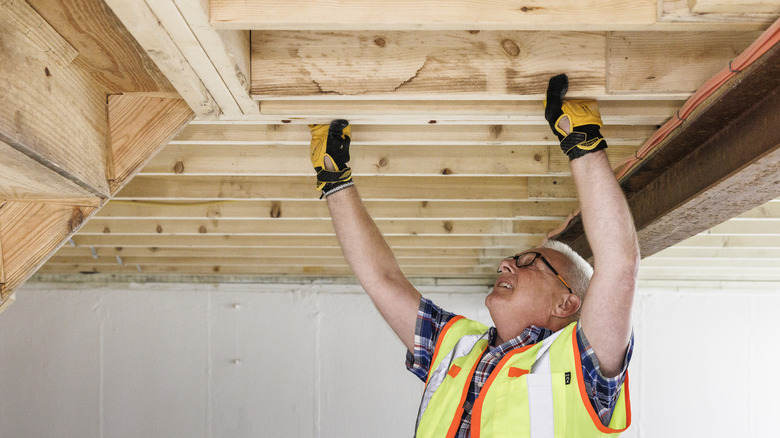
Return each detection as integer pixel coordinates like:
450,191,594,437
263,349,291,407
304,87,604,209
308,74,640,437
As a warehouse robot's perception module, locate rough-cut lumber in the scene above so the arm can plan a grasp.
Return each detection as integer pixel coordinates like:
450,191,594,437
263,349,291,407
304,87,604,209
0,201,99,298
95,200,578,220
688,0,780,14
103,0,219,118
608,31,761,93
660,0,779,27
172,0,258,114
70,234,543,249
211,0,774,31
255,99,684,125
107,94,194,194
0,22,109,197
251,30,606,98
555,44,780,258
0,0,78,67
143,0,242,116
115,175,574,201
173,123,655,146
142,143,550,176
0,140,95,200
27,0,174,93
78,218,559,236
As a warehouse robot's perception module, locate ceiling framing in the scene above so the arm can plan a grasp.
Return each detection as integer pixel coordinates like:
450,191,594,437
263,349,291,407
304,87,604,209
1,0,779,310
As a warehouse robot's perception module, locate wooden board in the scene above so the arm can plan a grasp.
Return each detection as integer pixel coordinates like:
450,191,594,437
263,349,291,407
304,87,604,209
108,94,194,194
689,0,780,14
0,22,109,197
0,201,98,298
251,30,607,98
0,0,78,67
26,0,174,93
0,140,96,200
607,31,761,93
172,123,656,146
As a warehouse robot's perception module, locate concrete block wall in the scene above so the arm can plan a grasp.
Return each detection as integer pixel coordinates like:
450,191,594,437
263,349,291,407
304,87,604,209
0,281,777,437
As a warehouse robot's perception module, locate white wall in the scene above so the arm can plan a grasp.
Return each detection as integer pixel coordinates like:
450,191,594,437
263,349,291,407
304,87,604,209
0,281,777,438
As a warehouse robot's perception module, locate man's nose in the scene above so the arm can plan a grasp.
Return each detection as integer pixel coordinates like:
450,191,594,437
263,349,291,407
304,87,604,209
496,259,517,274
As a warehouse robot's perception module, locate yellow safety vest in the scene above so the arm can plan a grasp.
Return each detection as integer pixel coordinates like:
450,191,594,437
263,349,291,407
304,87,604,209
414,316,631,438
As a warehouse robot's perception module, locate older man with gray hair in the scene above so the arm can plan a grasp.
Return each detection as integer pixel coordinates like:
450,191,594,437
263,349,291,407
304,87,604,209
308,73,640,437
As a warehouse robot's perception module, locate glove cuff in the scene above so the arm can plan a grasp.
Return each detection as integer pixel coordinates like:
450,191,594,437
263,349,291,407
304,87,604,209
560,125,608,161
322,181,355,198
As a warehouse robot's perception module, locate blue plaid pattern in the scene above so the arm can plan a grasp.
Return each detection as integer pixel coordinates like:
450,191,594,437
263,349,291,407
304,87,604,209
406,297,633,437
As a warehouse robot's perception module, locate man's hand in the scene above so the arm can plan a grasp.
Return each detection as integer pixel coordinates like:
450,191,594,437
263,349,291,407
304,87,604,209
544,74,608,161
309,119,353,196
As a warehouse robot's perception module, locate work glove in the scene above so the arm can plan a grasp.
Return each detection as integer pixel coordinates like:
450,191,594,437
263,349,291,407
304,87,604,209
544,74,607,161
309,119,354,197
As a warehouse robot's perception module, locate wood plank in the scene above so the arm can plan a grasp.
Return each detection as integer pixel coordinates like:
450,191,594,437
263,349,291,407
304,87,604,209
27,0,174,93
689,0,780,14
676,235,780,248
608,31,761,93
251,30,607,98
638,266,780,281
0,140,95,200
70,234,544,249
143,0,242,116
0,0,78,67
255,99,684,125
141,143,550,176
95,199,578,220
641,257,780,268
114,175,553,201
660,0,779,26
0,201,98,298
213,0,664,31
701,220,780,235
650,246,780,258
173,0,258,115
0,23,109,197
36,263,498,277
103,0,219,118
527,177,577,199
172,123,655,146
78,218,559,236
736,200,780,218
108,94,194,194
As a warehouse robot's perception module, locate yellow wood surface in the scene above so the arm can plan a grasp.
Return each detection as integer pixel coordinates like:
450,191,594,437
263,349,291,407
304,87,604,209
0,0,78,67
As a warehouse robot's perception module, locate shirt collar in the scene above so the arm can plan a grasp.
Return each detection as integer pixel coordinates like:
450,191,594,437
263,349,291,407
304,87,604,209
487,325,554,356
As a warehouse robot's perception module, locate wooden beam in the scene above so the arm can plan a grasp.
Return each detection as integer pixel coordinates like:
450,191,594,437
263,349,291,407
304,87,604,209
114,175,575,201
660,0,779,27
95,199,579,220
251,30,607,98
0,201,99,298
210,0,770,31
103,0,219,118
107,94,194,195
172,0,259,115
608,31,761,93
554,43,780,258
688,0,780,14
0,0,78,67
0,140,96,200
173,123,655,146
0,21,109,197
254,99,684,125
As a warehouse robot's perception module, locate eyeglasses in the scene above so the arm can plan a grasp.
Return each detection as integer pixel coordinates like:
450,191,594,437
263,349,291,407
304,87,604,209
499,251,573,294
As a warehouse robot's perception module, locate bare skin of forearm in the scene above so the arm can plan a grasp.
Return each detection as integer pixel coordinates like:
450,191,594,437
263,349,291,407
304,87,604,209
570,151,640,377
326,186,421,353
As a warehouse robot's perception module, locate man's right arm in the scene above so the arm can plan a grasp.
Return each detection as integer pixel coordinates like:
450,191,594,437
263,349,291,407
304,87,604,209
325,183,421,353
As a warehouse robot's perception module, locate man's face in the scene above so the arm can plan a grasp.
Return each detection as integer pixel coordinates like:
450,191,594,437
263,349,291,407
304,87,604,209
485,248,574,336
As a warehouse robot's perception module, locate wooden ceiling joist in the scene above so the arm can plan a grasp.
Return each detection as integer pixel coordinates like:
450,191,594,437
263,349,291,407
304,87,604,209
554,42,780,258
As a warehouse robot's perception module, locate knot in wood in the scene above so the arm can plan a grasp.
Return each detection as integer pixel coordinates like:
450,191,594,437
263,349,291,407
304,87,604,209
374,37,386,47
428,120,437,124
378,157,389,167
156,225,163,233
441,167,453,175
443,221,454,232
468,30,480,34
421,201,428,207
213,266,221,273
68,207,84,233
173,161,185,174
501,39,521,57
102,226,110,234
270,201,282,218
199,225,208,234
534,153,543,162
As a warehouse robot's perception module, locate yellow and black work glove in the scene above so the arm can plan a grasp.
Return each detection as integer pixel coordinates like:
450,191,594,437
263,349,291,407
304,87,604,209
309,119,353,197
544,73,607,161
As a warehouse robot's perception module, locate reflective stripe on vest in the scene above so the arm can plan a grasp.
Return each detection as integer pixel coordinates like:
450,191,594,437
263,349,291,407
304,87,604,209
415,319,631,438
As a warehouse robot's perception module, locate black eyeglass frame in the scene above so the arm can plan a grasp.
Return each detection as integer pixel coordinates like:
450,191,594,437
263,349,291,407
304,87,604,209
499,251,573,294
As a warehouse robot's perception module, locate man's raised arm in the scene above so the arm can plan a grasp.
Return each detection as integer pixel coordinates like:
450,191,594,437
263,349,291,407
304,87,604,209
310,121,421,353
545,75,641,377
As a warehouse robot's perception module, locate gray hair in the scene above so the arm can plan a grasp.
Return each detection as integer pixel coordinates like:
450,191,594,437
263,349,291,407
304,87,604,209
540,239,593,310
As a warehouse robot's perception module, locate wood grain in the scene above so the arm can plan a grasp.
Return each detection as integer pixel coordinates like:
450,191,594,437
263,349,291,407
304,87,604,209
0,0,78,67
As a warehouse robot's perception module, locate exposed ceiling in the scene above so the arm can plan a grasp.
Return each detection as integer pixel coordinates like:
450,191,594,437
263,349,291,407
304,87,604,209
2,0,779,296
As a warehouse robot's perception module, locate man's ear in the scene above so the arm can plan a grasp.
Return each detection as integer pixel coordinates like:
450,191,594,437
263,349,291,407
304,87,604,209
553,293,581,319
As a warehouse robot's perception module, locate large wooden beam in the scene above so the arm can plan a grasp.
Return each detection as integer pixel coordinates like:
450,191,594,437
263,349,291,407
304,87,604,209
554,43,780,258
211,0,771,31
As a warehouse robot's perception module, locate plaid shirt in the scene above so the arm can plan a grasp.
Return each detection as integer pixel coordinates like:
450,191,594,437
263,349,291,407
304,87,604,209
406,297,633,437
